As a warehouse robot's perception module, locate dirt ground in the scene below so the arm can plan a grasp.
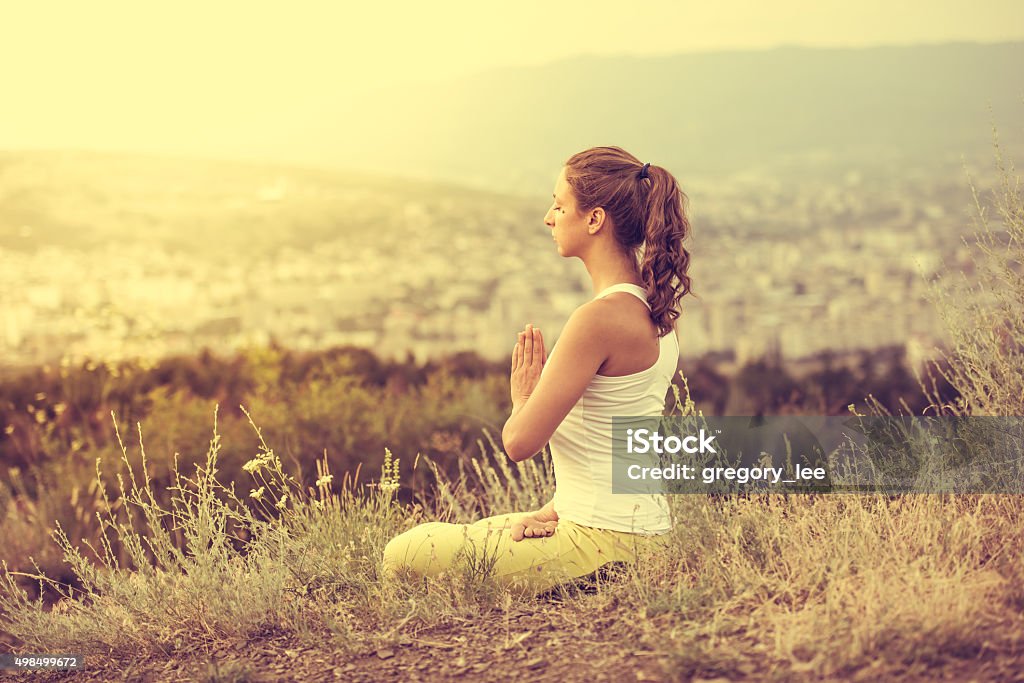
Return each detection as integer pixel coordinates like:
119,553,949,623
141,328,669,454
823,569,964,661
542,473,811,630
5,601,663,682
7,595,1021,682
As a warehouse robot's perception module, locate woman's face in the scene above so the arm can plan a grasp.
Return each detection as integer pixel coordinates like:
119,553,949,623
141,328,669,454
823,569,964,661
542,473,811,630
544,166,589,257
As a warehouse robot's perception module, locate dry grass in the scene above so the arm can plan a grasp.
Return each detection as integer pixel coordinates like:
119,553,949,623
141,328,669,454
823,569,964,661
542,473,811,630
911,117,1024,418
2,391,1021,680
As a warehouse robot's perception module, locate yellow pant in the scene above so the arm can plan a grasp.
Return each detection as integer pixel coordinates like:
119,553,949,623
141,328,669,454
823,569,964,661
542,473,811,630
382,512,670,596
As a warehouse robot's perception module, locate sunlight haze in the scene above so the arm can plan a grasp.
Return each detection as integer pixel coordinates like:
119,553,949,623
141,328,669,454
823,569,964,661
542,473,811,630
2,0,1022,162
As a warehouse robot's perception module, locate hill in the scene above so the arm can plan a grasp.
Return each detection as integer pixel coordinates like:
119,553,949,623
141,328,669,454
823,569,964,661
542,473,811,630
308,41,1024,194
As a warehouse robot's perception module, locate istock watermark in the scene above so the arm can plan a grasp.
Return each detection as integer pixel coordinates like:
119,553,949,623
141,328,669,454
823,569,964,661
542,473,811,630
626,427,718,454
611,415,1024,494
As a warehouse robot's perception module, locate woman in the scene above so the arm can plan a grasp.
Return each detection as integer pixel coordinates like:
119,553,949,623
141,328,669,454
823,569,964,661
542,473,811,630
383,146,694,596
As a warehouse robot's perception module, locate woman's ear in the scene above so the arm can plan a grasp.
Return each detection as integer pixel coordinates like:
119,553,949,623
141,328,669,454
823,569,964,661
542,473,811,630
588,207,605,235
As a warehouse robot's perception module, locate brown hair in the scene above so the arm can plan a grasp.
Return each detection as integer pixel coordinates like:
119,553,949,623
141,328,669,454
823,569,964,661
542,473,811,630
563,146,696,337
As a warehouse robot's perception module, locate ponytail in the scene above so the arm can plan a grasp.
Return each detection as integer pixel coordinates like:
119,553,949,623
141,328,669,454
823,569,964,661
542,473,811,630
637,164,693,336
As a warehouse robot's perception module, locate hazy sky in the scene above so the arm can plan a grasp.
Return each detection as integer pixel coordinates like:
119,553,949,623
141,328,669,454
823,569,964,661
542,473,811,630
2,0,1022,155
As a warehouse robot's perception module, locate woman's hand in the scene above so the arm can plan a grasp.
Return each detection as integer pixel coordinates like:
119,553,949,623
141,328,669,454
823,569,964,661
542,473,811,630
510,512,558,542
510,323,546,406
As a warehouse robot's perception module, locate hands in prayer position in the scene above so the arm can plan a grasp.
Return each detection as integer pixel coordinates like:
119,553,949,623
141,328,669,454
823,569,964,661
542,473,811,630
510,323,546,406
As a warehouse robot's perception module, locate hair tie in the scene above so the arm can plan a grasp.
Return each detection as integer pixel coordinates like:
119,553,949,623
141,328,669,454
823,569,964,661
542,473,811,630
638,162,651,180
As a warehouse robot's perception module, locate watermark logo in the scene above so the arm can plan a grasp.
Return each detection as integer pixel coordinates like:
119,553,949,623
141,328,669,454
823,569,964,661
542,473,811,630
626,427,718,454
611,415,1024,494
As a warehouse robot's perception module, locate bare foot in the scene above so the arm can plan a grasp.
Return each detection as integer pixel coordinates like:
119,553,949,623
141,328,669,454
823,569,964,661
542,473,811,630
511,515,558,542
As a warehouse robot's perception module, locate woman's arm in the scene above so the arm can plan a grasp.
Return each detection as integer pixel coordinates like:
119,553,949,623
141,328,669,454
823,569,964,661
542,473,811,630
502,304,610,462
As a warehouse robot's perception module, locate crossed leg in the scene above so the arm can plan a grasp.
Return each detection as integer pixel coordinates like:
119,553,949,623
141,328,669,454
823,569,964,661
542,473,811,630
382,512,650,595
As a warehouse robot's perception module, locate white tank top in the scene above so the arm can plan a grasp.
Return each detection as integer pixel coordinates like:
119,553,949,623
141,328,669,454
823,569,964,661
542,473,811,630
542,282,679,535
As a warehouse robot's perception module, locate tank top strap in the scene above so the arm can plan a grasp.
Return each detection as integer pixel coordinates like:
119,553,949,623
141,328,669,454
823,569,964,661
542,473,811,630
593,282,651,310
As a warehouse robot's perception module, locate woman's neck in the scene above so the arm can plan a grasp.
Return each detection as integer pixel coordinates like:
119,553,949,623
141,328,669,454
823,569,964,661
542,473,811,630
584,256,643,297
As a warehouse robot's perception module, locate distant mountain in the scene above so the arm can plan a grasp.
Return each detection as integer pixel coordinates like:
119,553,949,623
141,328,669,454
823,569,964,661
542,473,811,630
4,43,1021,202
305,41,1024,194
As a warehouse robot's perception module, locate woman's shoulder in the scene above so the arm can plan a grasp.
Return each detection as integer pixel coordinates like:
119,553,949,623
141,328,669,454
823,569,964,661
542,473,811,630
580,292,655,335
564,298,614,335
555,299,650,363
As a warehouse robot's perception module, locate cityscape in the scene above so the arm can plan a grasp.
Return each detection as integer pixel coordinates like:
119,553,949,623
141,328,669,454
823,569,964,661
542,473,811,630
0,150,998,378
